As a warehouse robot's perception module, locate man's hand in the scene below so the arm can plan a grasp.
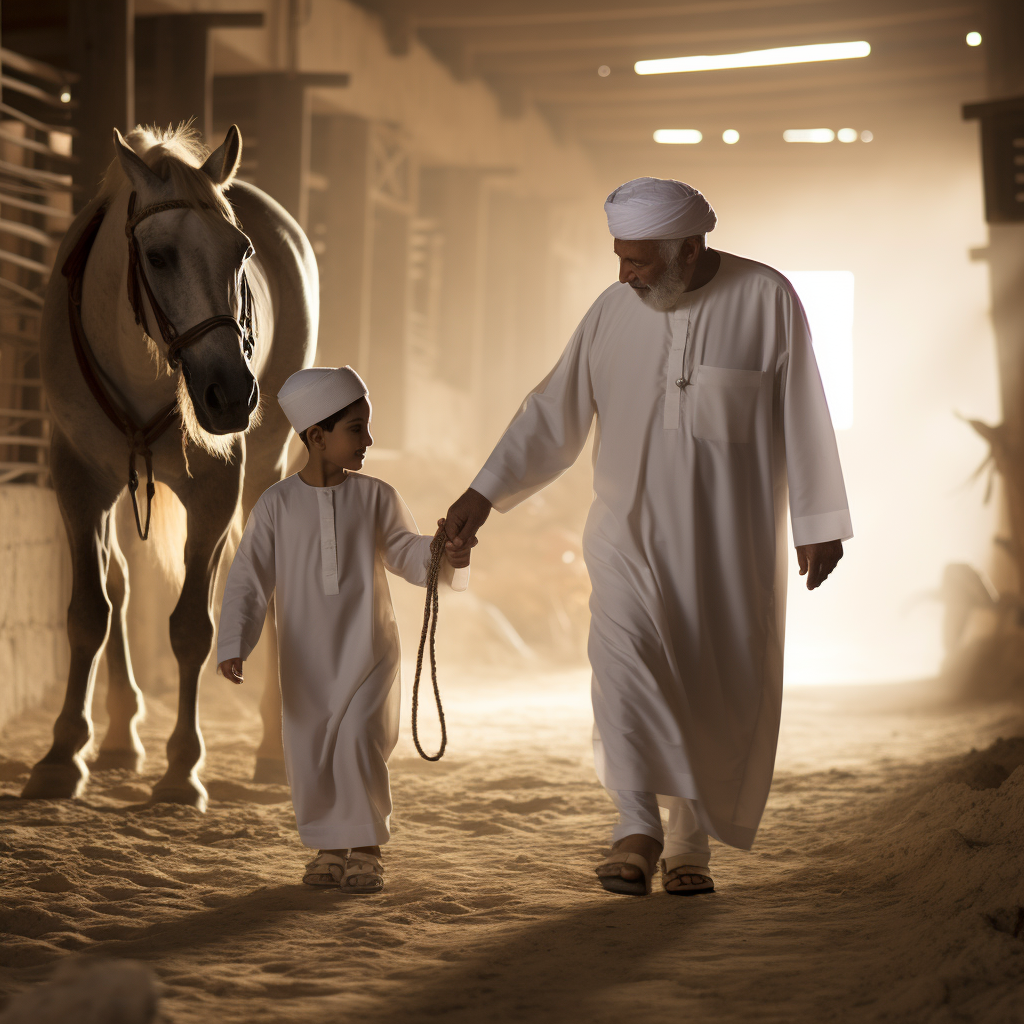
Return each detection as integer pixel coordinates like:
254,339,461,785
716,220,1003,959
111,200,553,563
796,540,844,590
218,658,243,684
445,488,492,550
438,519,475,568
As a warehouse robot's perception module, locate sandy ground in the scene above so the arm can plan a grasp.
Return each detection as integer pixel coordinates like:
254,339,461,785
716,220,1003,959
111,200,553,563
3,657,1024,1024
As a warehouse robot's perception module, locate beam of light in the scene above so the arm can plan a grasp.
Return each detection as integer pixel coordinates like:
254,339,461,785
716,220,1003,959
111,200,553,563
966,31,982,46
653,129,702,144
837,127,858,143
722,129,740,144
783,271,854,430
784,128,835,143
635,40,870,76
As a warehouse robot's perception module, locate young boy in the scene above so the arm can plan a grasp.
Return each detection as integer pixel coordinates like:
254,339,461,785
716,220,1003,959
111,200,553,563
216,366,470,894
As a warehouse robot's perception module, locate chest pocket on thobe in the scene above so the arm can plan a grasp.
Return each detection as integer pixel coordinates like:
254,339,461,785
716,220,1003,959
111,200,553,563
693,365,765,443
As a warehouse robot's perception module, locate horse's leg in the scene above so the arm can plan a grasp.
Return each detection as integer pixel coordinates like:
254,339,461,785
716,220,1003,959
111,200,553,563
92,517,146,771
244,426,291,784
252,595,287,783
22,431,118,800
149,456,240,809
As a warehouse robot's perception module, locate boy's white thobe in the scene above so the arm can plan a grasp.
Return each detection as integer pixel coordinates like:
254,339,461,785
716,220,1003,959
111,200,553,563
471,253,853,850
217,473,465,849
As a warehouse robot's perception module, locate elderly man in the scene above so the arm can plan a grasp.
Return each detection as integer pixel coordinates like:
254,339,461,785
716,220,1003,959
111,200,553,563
445,177,851,896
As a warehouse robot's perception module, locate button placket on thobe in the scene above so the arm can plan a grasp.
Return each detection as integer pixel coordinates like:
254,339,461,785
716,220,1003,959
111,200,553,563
663,305,692,430
316,488,339,596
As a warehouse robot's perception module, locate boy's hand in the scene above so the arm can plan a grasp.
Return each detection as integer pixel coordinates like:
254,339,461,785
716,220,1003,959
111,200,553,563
797,539,843,590
218,658,244,684
439,519,475,568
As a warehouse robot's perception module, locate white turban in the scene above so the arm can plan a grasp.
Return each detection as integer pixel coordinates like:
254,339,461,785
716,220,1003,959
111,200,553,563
277,366,368,434
604,177,717,240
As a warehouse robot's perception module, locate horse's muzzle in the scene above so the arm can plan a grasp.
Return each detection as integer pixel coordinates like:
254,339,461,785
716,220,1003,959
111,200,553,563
194,374,258,434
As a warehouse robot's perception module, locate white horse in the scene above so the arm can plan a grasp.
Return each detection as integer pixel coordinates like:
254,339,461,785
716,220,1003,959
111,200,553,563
21,125,315,809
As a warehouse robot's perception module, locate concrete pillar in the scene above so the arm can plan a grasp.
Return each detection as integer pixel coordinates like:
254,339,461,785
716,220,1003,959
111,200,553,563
418,168,486,392
134,13,263,145
68,0,134,209
308,113,371,368
213,72,348,227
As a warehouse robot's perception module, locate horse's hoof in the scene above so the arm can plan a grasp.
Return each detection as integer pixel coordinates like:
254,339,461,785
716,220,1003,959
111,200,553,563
90,747,146,772
21,758,89,800
252,757,288,785
149,776,208,812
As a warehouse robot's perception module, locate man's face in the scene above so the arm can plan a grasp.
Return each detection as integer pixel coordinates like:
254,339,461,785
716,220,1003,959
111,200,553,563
308,397,373,471
614,236,702,312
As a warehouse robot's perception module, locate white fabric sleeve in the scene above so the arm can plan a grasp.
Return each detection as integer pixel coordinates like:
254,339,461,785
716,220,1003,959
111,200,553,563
470,313,596,513
378,484,470,592
378,484,433,587
216,499,276,662
778,285,854,547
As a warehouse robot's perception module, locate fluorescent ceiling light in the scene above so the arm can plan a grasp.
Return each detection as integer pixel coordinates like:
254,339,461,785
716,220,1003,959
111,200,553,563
783,128,835,143
635,40,870,76
653,129,702,144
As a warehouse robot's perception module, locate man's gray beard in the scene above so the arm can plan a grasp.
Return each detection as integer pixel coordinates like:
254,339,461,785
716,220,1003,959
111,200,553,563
636,260,687,311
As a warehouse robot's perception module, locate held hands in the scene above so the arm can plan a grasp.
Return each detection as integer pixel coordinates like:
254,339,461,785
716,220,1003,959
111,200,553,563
445,488,492,552
438,519,476,568
218,658,243,684
797,539,843,590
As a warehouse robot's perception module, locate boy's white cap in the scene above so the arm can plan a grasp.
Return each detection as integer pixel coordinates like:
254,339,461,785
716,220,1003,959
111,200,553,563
277,366,368,434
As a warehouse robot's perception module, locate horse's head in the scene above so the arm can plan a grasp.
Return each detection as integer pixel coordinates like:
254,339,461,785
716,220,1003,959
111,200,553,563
114,126,259,437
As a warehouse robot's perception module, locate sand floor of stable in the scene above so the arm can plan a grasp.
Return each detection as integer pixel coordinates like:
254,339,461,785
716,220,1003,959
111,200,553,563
2,667,1024,1024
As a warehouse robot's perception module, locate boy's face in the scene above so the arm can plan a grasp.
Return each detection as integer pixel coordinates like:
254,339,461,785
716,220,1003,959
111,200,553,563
310,397,373,471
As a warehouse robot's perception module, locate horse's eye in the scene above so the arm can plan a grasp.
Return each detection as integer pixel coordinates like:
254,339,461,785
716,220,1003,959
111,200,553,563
147,251,166,269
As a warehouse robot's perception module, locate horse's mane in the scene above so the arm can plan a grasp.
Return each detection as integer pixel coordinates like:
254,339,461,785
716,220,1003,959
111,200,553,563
99,123,238,227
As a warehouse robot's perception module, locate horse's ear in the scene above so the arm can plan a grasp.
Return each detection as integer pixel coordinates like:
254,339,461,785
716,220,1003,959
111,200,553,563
113,128,160,192
201,125,242,186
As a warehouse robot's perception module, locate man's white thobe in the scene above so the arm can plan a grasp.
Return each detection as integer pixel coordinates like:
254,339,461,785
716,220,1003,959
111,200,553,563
471,253,852,850
217,473,466,849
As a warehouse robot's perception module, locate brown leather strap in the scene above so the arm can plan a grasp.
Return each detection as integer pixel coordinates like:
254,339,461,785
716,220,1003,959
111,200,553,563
60,191,258,541
62,203,179,541
125,190,255,369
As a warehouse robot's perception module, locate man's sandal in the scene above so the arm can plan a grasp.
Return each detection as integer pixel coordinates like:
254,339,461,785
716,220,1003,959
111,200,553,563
661,855,714,896
340,851,384,895
595,850,657,896
302,851,347,887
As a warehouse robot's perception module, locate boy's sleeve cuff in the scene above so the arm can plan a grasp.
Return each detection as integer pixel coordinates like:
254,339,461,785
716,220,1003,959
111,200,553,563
216,639,249,663
791,509,853,547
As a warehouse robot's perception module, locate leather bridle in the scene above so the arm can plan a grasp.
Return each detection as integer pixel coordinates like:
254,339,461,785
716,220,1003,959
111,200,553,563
124,191,255,367
62,192,257,540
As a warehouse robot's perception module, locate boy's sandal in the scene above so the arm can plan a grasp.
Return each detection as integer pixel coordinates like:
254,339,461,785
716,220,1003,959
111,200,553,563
661,855,714,896
595,850,656,896
302,851,347,887
340,851,384,895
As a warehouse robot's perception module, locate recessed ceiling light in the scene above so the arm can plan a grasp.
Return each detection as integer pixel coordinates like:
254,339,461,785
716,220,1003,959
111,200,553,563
653,129,703,144
966,31,982,46
598,65,611,77
635,40,870,76
837,128,858,143
60,89,71,103
783,128,835,143
860,130,873,142
722,129,740,144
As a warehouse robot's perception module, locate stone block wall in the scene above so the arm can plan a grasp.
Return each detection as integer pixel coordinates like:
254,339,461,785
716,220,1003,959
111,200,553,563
0,485,70,734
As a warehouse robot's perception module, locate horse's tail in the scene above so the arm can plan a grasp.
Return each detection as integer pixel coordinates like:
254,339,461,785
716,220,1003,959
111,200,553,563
149,482,187,589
